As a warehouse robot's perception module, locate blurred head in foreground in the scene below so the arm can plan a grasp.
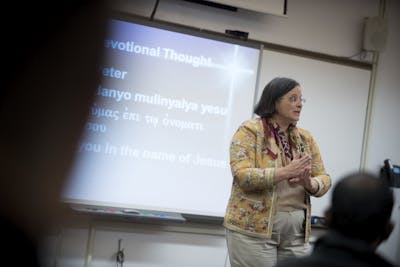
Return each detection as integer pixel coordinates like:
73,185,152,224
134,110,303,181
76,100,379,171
325,172,394,248
1,1,110,266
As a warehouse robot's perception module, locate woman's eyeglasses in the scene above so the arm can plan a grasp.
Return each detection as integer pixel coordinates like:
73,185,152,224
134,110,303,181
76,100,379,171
283,95,306,104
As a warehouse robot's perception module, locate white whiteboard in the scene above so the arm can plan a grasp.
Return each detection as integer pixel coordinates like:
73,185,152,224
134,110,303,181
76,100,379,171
258,50,371,217
62,18,261,217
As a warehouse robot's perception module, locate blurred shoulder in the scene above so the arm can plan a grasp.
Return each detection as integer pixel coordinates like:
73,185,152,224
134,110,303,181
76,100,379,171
297,127,317,142
238,117,262,130
297,127,312,136
232,117,262,139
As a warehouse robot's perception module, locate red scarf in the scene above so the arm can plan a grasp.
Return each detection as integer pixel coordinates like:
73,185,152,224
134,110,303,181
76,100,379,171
261,117,298,160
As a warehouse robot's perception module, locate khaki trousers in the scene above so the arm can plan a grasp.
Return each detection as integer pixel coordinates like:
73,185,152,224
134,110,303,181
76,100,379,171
226,210,311,267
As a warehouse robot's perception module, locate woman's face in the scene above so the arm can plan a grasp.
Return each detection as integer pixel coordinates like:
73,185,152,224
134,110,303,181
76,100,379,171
274,86,304,124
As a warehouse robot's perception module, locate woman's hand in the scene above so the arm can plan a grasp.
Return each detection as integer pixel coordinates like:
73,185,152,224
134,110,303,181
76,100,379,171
289,167,319,194
285,154,311,177
274,154,311,184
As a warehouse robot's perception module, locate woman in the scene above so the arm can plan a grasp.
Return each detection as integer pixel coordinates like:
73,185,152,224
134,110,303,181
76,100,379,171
224,77,331,267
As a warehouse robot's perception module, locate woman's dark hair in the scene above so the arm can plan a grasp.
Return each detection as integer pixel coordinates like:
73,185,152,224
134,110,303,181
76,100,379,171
254,77,299,117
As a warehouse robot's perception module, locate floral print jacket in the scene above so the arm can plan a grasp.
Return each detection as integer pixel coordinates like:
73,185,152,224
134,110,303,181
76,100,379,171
223,117,331,242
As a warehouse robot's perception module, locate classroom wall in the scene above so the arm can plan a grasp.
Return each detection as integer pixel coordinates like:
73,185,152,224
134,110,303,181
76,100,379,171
41,0,400,266
366,0,400,263
365,0,400,172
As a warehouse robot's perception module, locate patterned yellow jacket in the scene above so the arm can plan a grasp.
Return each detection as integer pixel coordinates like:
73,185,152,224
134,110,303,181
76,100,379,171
223,117,331,242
